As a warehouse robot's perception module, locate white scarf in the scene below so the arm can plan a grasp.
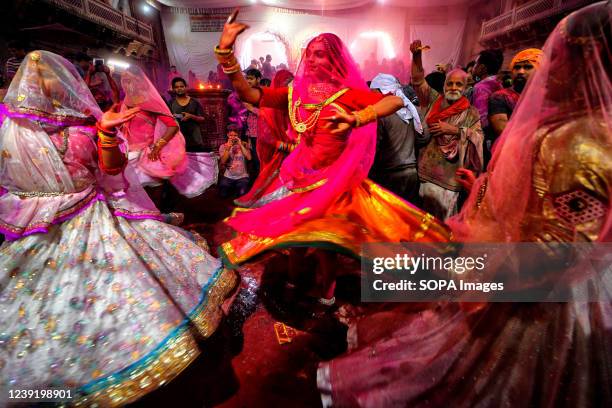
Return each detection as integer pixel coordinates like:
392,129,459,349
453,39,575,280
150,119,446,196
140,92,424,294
370,73,423,134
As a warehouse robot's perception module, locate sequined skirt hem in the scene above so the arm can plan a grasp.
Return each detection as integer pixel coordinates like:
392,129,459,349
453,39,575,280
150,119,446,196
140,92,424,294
72,267,237,407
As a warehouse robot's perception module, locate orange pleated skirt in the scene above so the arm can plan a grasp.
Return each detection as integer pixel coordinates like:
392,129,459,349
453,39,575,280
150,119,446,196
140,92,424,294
219,179,451,266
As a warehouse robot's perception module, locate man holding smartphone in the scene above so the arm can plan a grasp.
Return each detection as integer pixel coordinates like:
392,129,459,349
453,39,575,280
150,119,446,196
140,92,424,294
218,126,251,199
169,77,207,151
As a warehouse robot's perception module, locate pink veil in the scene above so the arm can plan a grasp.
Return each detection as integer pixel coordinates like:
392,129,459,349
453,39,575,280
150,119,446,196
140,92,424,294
447,1,612,244
256,69,295,166
3,50,101,125
0,51,101,197
228,33,377,237
0,51,161,237
120,66,187,178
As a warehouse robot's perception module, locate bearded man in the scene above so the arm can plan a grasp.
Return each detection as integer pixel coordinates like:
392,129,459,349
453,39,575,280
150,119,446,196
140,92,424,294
417,69,484,220
489,48,544,138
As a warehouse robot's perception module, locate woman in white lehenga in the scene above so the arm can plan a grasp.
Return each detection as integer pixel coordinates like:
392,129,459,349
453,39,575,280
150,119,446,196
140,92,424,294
119,66,218,208
0,51,236,406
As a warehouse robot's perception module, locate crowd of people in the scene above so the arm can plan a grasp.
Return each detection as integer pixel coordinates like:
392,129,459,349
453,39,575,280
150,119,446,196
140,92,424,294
0,1,610,406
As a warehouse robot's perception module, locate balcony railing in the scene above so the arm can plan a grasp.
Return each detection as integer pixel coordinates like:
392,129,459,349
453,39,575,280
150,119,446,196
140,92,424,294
45,0,153,43
481,0,593,40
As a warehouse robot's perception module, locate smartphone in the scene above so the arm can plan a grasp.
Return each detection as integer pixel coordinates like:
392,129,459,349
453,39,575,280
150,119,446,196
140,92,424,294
93,58,104,72
174,113,184,120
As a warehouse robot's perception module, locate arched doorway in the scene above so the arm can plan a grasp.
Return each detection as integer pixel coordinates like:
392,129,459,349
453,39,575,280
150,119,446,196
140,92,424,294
239,31,291,77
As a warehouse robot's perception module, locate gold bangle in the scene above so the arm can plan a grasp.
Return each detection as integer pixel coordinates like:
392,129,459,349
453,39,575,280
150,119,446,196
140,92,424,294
216,54,236,65
223,63,242,75
215,50,236,65
99,141,119,148
96,123,117,136
353,105,377,127
98,131,119,148
155,138,168,148
97,130,117,140
214,45,233,55
220,55,238,68
216,54,237,66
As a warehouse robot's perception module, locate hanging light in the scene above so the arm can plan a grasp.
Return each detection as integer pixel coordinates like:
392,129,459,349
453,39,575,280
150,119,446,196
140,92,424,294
107,59,130,69
142,2,152,14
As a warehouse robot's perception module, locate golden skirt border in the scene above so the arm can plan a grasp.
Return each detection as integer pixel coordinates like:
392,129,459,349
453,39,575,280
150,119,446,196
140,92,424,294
70,266,237,407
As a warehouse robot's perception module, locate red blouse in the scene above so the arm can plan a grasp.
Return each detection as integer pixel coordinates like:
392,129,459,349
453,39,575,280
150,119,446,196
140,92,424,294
158,114,177,127
259,86,383,171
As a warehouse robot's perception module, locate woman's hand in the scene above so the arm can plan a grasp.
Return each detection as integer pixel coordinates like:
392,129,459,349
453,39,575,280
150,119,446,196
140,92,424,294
99,104,140,132
455,168,476,192
219,8,249,50
148,142,164,161
322,109,357,134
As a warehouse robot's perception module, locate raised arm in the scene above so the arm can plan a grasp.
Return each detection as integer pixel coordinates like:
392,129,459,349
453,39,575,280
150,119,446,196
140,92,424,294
97,106,140,174
215,9,261,105
239,139,252,160
84,63,94,87
219,144,231,165
410,40,426,87
409,40,433,109
102,65,120,104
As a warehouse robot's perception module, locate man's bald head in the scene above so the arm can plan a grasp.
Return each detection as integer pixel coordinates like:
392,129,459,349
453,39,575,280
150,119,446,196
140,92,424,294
446,69,468,83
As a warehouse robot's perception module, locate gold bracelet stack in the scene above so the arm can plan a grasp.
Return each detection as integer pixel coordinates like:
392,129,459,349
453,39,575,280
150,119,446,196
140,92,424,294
214,45,241,75
352,105,378,127
154,138,168,149
223,63,242,75
98,131,119,148
96,124,119,148
214,46,232,55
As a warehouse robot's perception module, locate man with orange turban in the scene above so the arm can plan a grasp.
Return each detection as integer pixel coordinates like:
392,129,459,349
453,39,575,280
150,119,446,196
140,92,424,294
488,48,543,137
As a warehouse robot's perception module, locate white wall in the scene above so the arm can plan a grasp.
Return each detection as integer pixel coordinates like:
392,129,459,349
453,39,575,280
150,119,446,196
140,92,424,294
161,4,467,84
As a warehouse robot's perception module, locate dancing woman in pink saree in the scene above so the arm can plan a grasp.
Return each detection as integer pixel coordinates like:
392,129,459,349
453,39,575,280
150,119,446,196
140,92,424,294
216,10,450,304
318,3,612,406
0,51,235,406
120,66,218,206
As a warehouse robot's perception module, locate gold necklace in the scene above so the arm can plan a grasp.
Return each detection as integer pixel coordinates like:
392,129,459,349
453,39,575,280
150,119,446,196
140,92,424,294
288,86,349,134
